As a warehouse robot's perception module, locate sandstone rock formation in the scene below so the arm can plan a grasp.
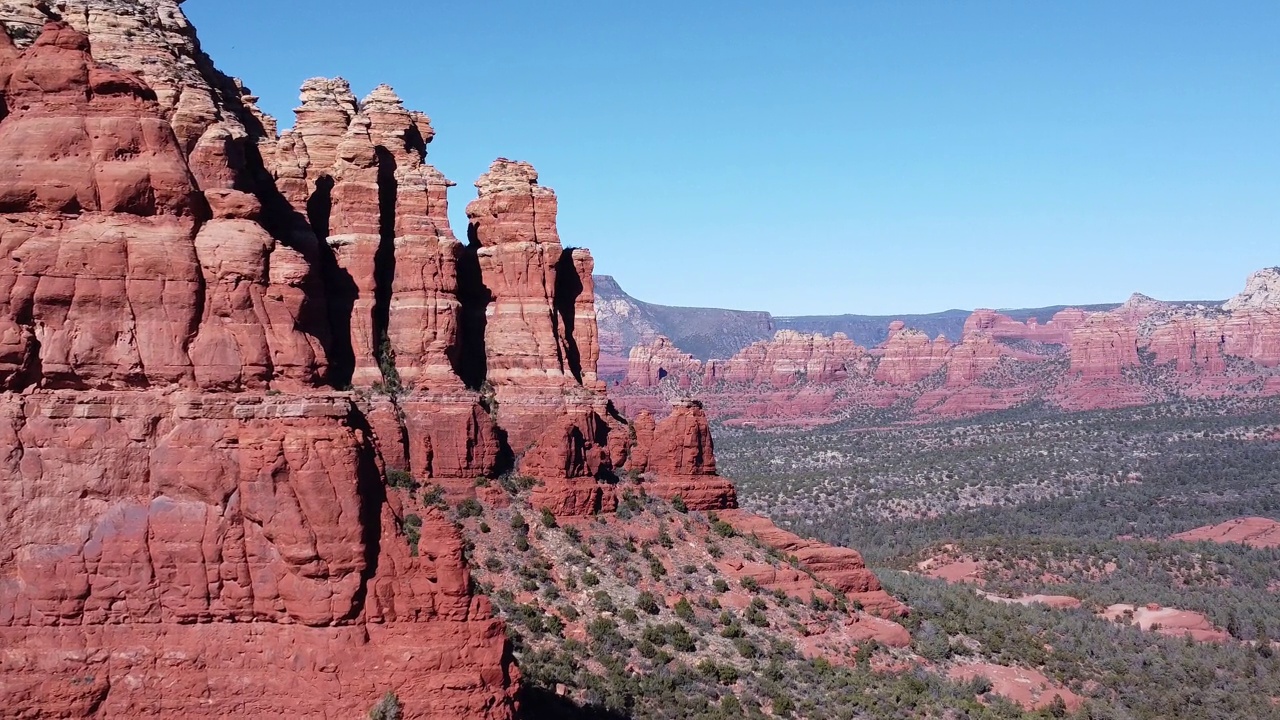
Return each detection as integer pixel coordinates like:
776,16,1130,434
710,330,870,386
627,401,737,510
626,335,702,388
0,15,515,718
721,511,906,619
1224,267,1280,312
947,662,1084,712
963,307,1085,345
1101,603,1230,643
873,322,953,385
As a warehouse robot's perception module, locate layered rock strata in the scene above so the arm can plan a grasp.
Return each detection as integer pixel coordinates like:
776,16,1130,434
626,335,703,388
0,15,514,719
709,330,870,386
614,269,1280,426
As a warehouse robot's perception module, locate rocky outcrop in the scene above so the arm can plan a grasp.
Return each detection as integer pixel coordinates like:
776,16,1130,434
721,511,906,619
460,159,621,514
1100,603,1230,643
0,392,515,718
468,160,570,389
874,322,952,385
562,248,605,392
626,335,702,388
1225,267,1280,312
710,330,870,386
1066,313,1141,378
0,16,515,718
945,334,1011,386
963,308,1085,345
628,401,736,510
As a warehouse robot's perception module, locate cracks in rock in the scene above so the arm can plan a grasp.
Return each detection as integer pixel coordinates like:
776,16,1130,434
222,109,338,389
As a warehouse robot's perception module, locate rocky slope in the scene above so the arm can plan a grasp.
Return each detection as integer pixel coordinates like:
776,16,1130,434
0,6,905,717
613,269,1280,426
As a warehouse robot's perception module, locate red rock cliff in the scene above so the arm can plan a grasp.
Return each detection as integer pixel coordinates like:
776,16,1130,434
626,335,703,388
0,14,514,719
874,321,953,385
711,330,870,386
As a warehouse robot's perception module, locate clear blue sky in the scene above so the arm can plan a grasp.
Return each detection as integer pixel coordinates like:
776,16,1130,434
185,1,1278,316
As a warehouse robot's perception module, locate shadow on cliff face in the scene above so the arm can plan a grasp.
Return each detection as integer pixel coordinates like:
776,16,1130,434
554,248,584,384
519,687,629,720
304,175,357,388
346,408,384,618
372,146,397,381
456,224,491,390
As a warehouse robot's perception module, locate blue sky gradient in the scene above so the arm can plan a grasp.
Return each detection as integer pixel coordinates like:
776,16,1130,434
185,1,1279,315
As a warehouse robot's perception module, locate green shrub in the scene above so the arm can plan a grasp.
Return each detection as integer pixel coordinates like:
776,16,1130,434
456,497,483,518
368,690,401,720
674,597,695,621
668,622,696,652
386,469,416,490
420,484,445,509
635,591,661,615
401,514,422,556
593,591,616,613
711,520,737,538
696,659,740,686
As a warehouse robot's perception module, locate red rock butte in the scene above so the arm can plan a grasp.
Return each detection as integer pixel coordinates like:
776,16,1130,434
0,4,896,716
